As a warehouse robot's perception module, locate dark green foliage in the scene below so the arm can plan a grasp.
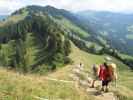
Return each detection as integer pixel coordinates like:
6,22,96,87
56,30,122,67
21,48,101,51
70,36,103,55
64,38,71,56
0,13,71,73
123,59,133,70
72,38,88,51
0,40,17,67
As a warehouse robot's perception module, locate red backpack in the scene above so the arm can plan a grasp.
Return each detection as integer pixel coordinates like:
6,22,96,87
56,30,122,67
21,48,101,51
99,65,112,81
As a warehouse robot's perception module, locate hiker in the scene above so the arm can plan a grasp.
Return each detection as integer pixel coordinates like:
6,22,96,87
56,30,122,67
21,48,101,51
90,64,99,88
72,62,84,88
108,63,118,87
99,62,111,92
74,62,84,71
98,57,117,92
78,62,84,71
72,62,84,79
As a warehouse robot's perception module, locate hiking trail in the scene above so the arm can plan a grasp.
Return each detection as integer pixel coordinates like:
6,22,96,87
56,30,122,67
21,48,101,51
34,64,117,100
70,64,117,100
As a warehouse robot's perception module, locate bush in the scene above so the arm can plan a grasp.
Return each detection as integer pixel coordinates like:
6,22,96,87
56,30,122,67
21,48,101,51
64,57,72,64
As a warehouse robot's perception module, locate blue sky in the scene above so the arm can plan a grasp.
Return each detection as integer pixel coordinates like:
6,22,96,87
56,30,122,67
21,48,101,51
0,0,133,15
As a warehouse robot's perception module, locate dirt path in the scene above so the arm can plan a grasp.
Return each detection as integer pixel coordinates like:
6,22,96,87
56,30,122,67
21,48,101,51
35,64,117,100
71,65,117,100
44,77,74,83
86,87,116,100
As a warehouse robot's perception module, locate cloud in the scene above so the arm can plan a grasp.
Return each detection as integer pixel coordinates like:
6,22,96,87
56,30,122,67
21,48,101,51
55,0,133,12
0,0,11,14
0,0,25,14
0,0,133,15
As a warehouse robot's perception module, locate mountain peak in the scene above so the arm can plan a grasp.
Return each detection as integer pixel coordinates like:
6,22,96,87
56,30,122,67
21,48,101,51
26,5,57,10
11,5,58,15
45,5,57,9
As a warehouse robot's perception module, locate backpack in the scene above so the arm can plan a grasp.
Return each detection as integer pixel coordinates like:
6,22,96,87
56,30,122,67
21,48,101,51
108,63,117,80
99,64,113,81
106,68,113,81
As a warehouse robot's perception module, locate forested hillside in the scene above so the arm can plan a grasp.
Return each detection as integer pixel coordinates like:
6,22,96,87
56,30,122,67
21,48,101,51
0,5,133,100
0,10,71,73
0,5,133,73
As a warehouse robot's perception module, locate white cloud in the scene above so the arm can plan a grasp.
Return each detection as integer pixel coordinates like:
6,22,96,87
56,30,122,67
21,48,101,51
0,0,133,15
0,0,11,14
0,0,25,14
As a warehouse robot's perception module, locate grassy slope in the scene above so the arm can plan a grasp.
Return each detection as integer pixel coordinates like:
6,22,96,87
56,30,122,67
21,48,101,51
0,42,133,100
37,42,133,99
54,17,90,38
0,68,95,100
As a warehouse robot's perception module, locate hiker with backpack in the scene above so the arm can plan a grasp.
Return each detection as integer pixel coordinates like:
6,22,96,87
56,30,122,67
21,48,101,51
90,64,99,88
98,57,117,92
108,63,118,88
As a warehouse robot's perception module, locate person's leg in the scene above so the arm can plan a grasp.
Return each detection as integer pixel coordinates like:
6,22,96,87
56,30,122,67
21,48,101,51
101,80,105,91
91,80,95,88
105,80,110,92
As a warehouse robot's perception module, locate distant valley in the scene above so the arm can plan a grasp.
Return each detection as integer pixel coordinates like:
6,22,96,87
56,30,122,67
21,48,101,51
76,11,133,55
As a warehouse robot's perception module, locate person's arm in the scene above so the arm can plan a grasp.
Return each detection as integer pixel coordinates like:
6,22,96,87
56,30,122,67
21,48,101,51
97,65,101,77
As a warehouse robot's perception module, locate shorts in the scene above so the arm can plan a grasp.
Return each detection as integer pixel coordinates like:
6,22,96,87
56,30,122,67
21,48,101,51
102,80,111,86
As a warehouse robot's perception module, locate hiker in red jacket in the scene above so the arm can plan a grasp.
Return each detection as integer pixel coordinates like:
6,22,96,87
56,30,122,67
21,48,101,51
98,62,112,92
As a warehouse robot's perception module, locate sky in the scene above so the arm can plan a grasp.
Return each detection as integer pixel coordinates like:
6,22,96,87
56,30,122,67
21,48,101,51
0,0,133,15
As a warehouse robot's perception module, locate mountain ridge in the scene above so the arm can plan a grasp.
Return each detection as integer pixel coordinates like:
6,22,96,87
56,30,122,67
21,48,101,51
0,5,133,72
0,5,133,100
77,10,133,55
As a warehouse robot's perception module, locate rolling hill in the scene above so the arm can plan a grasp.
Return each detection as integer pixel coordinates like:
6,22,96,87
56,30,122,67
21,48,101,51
76,10,133,55
0,5,133,100
0,5,101,72
0,43,133,100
